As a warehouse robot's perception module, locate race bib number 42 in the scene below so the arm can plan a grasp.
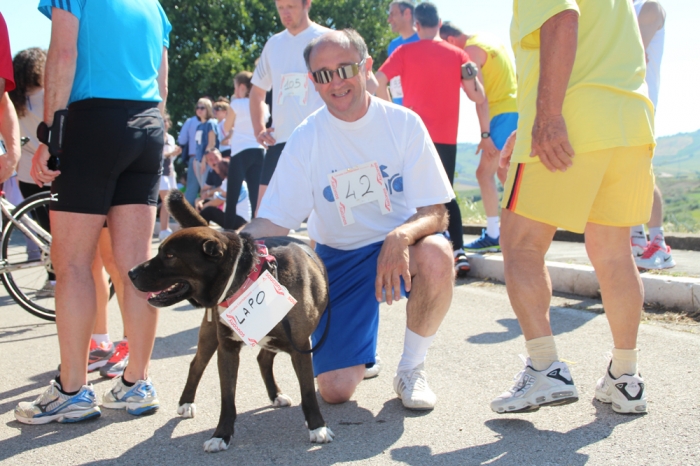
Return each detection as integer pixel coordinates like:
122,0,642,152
327,161,392,226
278,73,309,106
219,271,297,347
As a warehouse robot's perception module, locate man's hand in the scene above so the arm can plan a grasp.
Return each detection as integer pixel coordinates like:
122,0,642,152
499,130,517,170
194,198,204,211
530,113,574,172
0,150,16,184
476,136,499,160
256,128,276,149
30,145,60,187
375,230,411,305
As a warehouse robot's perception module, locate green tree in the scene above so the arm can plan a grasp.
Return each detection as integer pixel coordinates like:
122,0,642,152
160,0,394,131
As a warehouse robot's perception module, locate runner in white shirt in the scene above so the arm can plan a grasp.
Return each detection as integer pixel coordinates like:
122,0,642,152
250,0,331,213
243,30,455,412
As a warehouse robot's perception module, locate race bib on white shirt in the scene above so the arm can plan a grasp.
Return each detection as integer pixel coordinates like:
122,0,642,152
278,73,309,106
219,271,297,348
327,161,392,226
195,129,203,145
389,76,404,99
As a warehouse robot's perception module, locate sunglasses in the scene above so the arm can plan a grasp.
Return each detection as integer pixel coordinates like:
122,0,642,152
311,59,366,84
196,106,207,110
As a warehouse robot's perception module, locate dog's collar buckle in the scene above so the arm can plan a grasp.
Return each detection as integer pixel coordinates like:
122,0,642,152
218,240,277,309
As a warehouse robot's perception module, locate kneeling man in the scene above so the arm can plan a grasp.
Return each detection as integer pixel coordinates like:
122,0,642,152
242,29,455,410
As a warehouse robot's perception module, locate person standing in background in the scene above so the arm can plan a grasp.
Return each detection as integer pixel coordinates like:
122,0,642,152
385,1,418,106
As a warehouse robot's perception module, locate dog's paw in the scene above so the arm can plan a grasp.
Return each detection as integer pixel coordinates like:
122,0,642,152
273,393,292,407
309,426,335,443
177,403,196,418
203,437,230,453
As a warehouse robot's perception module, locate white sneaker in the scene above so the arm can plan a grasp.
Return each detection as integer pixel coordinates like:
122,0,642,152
102,376,159,415
364,354,381,379
635,234,675,270
631,243,646,259
491,356,579,414
595,363,647,414
393,363,436,410
158,228,173,241
14,379,100,424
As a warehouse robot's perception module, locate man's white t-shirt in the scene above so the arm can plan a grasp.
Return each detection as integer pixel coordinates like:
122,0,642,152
228,98,268,156
259,97,455,251
252,23,329,144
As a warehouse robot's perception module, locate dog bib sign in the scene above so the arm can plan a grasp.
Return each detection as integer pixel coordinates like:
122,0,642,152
220,270,297,347
278,73,309,106
328,161,392,226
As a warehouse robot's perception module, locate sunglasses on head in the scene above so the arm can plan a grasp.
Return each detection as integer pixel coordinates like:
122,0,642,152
311,59,366,84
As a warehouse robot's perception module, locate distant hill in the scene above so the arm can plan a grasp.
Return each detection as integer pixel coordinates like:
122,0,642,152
454,129,700,186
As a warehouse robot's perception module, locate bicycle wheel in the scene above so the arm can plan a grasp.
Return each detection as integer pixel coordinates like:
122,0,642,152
1,192,55,320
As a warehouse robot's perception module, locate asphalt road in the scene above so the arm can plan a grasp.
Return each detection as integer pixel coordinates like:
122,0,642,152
1,272,698,465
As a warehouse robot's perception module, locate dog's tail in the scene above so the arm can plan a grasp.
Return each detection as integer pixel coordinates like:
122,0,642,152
166,189,208,228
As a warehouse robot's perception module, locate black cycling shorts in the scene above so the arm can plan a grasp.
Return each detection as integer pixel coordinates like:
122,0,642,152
50,98,164,215
260,142,286,186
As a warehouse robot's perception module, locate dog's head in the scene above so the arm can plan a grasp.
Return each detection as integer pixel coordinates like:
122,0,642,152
129,227,247,308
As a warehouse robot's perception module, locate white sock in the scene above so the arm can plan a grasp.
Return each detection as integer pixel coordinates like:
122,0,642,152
397,328,435,373
92,333,111,346
610,348,638,378
630,225,647,247
648,227,666,247
486,216,500,239
525,335,559,371
453,248,465,259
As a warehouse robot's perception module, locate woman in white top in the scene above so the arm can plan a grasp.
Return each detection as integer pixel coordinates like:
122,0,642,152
158,113,182,241
221,71,269,230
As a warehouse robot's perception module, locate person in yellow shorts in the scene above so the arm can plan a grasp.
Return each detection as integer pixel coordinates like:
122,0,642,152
492,0,655,416
439,23,518,252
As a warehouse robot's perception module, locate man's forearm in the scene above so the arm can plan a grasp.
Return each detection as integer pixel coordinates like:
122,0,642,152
44,11,79,125
157,48,169,116
0,93,21,165
475,97,491,133
241,217,290,238
374,72,390,101
390,204,448,246
538,10,578,117
249,86,268,136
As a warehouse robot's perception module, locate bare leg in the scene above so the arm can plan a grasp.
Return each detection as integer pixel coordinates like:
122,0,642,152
107,204,158,382
585,223,643,349
500,209,558,340
91,242,110,335
256,185,267,217
159,190,171,232
98,228,126,335
476,153,501,219
648,185,663,228
317,365,365,404
52,211,106,392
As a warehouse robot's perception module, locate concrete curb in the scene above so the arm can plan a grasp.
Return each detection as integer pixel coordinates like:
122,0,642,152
466,253,700,313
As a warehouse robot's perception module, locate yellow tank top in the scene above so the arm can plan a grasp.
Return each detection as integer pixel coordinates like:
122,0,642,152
465,34,518,120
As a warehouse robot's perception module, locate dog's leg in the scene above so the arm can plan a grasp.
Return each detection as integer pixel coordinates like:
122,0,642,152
203,336,243,453
257,349,292,407
290,352,335,443
178,311,219,418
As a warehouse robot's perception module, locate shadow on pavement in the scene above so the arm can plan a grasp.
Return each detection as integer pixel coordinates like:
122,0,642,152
0,370,56,417
390,402,639,465
467,300,599,345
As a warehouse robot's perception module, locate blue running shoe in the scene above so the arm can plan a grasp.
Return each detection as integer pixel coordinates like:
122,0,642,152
14,379,101,424
102,377,159,415
464,229,501,253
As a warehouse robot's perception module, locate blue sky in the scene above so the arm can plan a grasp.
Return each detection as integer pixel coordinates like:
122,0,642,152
3,0,699,142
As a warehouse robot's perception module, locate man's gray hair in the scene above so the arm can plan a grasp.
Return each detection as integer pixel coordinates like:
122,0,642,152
390,1,415,17
303,29,369,71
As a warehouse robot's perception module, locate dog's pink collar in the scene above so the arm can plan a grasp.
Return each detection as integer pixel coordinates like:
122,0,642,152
218,241,276,309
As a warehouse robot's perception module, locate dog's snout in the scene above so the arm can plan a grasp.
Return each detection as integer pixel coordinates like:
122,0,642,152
128,267,140,282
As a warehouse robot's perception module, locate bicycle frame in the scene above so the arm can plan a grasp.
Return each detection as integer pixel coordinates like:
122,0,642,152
0,196,52,273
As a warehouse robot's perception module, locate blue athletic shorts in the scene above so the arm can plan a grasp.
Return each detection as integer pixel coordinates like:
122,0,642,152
312,241,406,376
490,112,519,151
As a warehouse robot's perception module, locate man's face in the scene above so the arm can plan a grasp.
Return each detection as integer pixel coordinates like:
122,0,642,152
387,4,408,34
308,41,372,122
275,0,309,30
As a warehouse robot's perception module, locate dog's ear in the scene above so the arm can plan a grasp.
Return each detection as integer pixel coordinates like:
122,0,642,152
202,239,224,258
167,189,208,228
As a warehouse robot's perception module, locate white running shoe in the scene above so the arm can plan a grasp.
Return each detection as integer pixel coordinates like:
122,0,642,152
158,228,173,241
102,377,159,415
364,354,381,379
393,363,436,410
631,243,646,259
14,379,100,424
491,356,579,414
635,234,675,270
595,363,647,414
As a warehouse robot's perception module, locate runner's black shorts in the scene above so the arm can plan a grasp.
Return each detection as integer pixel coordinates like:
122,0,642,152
50,98,164,215
260,142,286,185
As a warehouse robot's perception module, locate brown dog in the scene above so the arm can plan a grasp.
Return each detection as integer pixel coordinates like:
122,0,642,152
129,190,334,452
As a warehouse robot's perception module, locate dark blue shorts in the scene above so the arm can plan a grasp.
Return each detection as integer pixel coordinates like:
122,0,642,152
312,241,406,376
490,112,519,151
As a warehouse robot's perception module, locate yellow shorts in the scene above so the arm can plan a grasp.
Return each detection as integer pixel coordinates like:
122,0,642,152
501,145,655,233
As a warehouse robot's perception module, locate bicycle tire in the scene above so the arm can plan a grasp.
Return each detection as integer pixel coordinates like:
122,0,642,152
1,192,55,320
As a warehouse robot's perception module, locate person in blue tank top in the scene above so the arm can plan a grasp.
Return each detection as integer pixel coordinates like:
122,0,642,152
15,0,171,425
386,1,419,106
